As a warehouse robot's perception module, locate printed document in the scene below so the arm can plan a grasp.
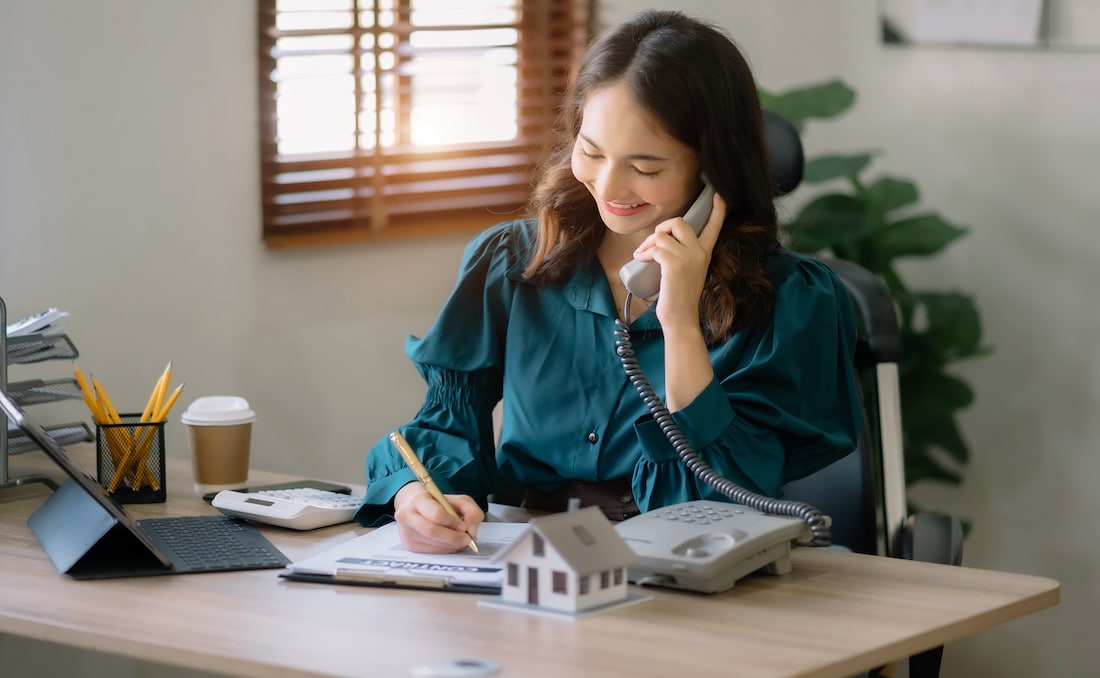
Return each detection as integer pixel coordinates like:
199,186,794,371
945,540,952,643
285,521,526,588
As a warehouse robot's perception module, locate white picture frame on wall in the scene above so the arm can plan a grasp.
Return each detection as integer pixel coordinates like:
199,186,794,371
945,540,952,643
881,0,1100,49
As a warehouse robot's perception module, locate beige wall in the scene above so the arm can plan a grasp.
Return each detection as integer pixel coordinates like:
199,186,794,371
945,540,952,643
2,1,1095,675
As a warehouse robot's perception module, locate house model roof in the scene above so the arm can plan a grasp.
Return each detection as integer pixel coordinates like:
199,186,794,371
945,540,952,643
494,506,637,575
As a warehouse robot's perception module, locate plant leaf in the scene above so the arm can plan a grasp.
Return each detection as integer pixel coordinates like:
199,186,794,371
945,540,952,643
786,194,874,253
803,153,876,184
870,213,968,263
913,292,984,358
865,176,919,217
902,368,975,419
898,330,947,368
758,87,781,113
906,411,971,467
758,79,856,133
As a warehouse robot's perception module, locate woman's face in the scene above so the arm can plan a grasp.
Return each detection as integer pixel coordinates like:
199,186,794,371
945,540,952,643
571,83,702,238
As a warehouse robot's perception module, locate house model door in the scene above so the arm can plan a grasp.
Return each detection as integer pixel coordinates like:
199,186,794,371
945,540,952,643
528,567,538,605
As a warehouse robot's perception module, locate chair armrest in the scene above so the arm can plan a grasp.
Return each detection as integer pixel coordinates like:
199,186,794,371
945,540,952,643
902,512,964,566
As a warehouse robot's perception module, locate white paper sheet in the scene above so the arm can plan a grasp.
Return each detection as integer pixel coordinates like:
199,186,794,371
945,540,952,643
285,521,526,588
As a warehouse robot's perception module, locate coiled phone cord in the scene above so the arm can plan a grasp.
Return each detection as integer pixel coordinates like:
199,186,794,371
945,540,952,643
613,296,831,547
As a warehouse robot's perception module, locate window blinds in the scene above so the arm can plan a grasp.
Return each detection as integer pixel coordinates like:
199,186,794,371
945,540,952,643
258,0,591,247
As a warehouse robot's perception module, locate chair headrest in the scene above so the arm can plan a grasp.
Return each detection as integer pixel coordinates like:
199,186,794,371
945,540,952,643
764,110,804,197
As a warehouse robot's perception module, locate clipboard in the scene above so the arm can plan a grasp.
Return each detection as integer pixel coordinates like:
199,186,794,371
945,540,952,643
280,521,526,594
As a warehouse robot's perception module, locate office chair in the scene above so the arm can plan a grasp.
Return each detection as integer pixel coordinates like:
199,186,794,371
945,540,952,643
769,110,964,678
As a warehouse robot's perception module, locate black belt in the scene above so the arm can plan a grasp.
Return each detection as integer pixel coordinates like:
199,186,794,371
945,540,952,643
522,478,640,521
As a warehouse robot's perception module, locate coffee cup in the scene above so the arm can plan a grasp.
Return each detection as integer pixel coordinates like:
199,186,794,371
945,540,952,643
180,396,256,496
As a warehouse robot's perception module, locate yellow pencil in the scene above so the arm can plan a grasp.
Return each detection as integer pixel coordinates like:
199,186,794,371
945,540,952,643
109,426,153,492
80,393,105,424
89,375,136,483
389,431,479,554
88,377,129,476
112,382,185,492
73,364,101,420
131,363,172,485
72,363,94,399
141,363,171,423
91,377,123,425
135,365,172,487
129,367,170,490
154,382,184,422
155,362,172,414
76,366,128,479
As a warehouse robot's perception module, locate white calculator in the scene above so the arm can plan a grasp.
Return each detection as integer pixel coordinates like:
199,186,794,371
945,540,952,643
212,487,364,531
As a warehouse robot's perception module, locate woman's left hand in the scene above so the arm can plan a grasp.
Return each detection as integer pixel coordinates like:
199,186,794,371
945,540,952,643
632,192,727,332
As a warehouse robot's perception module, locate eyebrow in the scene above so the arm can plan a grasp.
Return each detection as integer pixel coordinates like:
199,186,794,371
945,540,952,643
578,134,669,162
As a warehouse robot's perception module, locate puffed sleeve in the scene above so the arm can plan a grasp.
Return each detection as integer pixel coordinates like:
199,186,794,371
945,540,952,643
631,253,862,510
354,221,528,526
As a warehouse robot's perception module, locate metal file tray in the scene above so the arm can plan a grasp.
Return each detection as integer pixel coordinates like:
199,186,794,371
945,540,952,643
5,421,94,455
5,333,79,365
3,294,83,492
7,378,84,406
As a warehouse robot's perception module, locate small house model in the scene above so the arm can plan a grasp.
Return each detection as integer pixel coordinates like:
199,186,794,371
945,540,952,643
493,505,638,615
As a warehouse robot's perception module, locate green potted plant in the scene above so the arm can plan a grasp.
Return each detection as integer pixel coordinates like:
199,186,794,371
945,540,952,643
760,80,991,504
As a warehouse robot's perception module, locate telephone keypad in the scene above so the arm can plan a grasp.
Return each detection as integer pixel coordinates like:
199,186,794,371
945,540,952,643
654,503,745,525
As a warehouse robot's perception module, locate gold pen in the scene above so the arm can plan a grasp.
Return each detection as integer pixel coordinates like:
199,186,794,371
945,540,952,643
389,431,479,554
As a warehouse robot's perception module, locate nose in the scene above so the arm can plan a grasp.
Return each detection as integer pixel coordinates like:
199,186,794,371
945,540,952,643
594,164,628,202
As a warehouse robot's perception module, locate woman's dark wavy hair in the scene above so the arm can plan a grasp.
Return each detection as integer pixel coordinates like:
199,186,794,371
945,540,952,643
524,9,780,344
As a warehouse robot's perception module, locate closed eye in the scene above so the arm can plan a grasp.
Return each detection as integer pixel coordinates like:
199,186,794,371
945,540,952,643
576,135,664,177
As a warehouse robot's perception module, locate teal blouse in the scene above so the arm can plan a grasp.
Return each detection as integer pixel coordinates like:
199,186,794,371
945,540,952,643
356,219,862,525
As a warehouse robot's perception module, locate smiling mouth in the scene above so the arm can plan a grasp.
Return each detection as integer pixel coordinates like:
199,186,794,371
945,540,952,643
603,201,647,217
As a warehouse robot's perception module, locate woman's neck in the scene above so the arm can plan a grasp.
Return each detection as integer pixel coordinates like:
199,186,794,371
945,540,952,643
597,229,646,269
597,231,653,323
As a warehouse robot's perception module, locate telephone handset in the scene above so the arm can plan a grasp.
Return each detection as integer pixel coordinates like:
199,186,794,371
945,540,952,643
618,181,717,299
610,180,830,594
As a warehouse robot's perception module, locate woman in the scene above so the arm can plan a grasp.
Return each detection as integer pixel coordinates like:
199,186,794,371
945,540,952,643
354,10,862,553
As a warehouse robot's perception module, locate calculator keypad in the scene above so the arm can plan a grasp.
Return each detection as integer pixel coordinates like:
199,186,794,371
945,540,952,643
213,487,364,530
255,488,361,509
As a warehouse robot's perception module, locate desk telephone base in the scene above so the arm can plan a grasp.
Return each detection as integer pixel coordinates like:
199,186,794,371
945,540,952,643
614,500,812,594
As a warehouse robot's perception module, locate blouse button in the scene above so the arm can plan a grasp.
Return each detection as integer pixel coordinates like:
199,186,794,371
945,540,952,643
586,431,599,444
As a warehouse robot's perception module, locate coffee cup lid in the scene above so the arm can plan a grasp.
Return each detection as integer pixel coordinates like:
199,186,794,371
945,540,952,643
180,396,256,426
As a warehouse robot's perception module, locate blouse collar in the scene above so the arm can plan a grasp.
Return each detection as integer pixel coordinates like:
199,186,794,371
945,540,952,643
562,256,661,330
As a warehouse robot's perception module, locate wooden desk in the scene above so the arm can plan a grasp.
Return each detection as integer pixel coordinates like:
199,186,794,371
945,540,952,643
0,449,1059,678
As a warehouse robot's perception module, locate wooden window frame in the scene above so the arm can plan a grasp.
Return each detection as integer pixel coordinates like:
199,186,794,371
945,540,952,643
258,0,592,249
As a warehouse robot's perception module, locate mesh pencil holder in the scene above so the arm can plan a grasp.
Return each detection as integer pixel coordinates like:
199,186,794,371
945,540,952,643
96,414,166,503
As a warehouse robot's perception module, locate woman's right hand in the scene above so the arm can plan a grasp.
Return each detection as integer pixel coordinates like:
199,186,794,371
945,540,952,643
392,482,484,553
